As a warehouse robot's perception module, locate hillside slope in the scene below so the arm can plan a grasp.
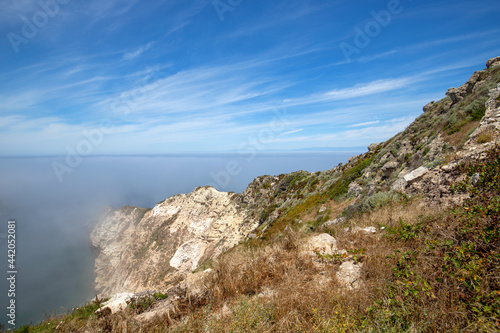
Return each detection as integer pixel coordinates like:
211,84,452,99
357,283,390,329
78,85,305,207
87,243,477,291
91,57,500,299
17,56,500,332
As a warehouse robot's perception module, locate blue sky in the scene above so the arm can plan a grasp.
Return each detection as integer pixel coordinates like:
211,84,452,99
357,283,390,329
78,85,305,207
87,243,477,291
0,0,499,155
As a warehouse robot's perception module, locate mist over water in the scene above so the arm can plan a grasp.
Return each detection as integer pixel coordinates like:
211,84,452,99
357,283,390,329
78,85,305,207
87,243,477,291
0,152,359,326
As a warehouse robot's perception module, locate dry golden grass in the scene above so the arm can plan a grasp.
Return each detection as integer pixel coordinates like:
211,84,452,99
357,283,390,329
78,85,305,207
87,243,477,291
28,199,458,333
443,120,479,147
168,198,452,332
475,128,499,144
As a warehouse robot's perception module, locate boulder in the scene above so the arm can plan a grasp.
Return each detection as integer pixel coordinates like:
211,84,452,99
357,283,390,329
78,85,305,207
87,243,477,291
466,71,482,94
486,56,500,69
423,101,435,113
391,178,407,192
368,143,379,151
306,233,337,256
446,87,463,103
403,166,428,184
381,161,399,178
446,71,483,104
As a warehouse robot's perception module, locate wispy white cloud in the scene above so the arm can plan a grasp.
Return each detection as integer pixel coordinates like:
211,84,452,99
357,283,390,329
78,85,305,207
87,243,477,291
123,42,155,60
353,30,500,64
85,0,141,21
0,34,494,155
283,78,412,107
224,2,330,40
357,49,400,63
349,121,380,128
270,116,415,148
279,129,304,137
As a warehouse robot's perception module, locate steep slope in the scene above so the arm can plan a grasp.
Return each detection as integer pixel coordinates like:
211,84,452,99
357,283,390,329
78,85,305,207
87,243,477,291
90,56,500,301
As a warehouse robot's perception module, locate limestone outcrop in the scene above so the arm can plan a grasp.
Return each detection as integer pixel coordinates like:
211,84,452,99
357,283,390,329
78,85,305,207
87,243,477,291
91,186,257,298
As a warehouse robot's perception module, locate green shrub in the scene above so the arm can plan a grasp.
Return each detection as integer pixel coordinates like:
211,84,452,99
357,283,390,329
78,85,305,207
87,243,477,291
259,204,279,224
468,107,486,121
384,218,426,242
327,154,374,200
362,192,406,212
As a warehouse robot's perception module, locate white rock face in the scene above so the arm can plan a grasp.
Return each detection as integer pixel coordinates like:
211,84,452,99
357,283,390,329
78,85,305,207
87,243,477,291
91,186,257,298
169,239,208,272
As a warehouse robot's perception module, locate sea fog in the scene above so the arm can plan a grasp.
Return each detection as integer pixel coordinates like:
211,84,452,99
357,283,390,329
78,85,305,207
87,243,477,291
0,152,359,326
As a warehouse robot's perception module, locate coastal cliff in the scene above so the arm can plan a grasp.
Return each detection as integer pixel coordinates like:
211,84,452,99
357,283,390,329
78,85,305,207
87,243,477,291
75,57,500,332
91,186,257,297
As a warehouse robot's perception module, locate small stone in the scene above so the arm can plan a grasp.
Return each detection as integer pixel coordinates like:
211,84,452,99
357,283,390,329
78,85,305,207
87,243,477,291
336,261,362,289
96,293,134,315
353,226,377,234
322,217,345,229
471,173,480,186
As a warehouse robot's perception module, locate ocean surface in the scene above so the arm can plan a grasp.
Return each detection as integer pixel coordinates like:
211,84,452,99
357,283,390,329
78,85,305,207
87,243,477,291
0,152,360,326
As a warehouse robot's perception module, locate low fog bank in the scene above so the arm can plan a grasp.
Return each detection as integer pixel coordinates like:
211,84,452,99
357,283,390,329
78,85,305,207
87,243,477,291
0,152,357,326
